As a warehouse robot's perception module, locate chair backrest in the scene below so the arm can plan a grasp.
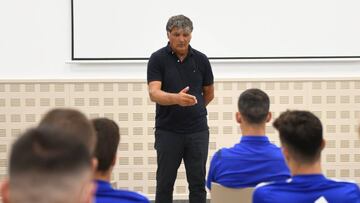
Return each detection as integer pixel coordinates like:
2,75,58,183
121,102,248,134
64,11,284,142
211,182,254,203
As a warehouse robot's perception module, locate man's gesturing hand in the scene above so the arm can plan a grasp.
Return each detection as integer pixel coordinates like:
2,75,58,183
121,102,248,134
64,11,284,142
177,86,197,106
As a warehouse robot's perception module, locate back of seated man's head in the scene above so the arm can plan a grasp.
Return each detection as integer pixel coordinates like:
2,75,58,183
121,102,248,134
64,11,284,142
39,108,96,154
273,110,323,164
1,127,94,203
92,118,120,174
238,88,270,125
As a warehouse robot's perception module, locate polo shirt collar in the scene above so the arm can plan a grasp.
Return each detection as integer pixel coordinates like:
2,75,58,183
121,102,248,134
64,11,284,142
240,135,269,143
166,42,194,56
96,179,112,192
290,174,326,183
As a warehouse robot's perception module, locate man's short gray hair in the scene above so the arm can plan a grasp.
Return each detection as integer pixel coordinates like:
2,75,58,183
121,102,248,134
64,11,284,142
166,14,193,33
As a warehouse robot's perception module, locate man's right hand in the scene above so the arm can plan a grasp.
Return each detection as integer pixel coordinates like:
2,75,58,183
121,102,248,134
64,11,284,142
177,86,197,106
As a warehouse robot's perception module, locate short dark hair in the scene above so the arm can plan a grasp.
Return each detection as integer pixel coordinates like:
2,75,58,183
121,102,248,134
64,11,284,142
39,108,96,154
10,127,91,176
238,88,270,124
9,127,92,203
92,118,120,172
273,110,323,163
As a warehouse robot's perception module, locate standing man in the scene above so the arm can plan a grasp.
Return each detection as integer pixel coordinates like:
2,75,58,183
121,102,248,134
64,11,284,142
147,14,214,203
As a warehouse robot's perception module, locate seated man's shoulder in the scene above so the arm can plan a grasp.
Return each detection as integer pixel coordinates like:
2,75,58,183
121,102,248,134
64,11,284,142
215,144,254,160
253,181,280,203
115,189,149,202
253,178,360,203
327,178,360,192
211,145,256,164
255,180,285,191
97,189,150,203
212,147,237,161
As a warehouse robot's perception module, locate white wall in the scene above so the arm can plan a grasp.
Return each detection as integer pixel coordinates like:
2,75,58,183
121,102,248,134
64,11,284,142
73,0,360,59
0,0,360,80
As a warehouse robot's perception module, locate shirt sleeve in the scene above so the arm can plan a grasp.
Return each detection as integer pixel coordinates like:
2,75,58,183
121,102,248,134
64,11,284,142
253,187,269,203
206,150,221,190
253,188,262,203
147,53,162,83
202,57,214,86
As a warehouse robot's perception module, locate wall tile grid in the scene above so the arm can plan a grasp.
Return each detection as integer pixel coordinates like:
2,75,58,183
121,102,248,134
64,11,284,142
0,80,359,197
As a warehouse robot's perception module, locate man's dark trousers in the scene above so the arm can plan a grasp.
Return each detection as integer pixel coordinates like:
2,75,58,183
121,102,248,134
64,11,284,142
155,129,209,203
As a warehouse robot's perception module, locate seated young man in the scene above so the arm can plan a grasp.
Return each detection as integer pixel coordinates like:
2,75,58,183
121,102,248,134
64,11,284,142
207,88,290,189
253,110,360,203
1,127,95,203
92,118,150,203
39,108,97,155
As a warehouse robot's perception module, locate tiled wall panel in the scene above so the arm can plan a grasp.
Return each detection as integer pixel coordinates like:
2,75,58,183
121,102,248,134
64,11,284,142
0,79,359,199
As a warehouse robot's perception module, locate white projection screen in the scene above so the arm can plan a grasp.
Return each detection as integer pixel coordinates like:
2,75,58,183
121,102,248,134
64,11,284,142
71,0,360,60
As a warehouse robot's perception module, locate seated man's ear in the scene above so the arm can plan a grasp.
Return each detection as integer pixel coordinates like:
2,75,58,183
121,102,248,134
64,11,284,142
265,112,272,123
92,158,98,174
1,179,10,203
111,154,117,166
320,139,326,150
235,112,242,124
281,146,291,165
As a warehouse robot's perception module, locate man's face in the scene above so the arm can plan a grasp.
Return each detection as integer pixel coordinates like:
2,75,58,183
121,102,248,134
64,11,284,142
167,27,192,56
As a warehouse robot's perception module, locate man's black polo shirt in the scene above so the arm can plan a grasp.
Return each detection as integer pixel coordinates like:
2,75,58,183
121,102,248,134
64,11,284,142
147,44,214,134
